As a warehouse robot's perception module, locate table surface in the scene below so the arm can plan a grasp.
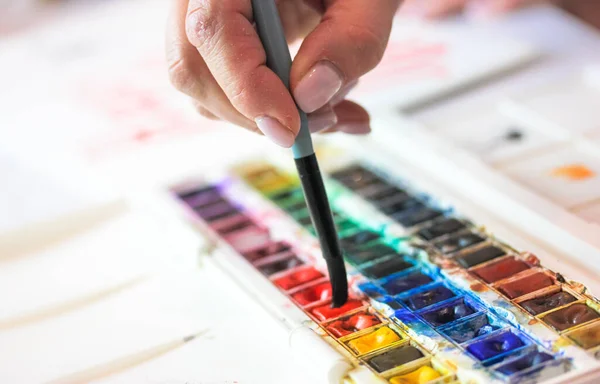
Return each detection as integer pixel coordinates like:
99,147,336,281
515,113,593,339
1,2,599,384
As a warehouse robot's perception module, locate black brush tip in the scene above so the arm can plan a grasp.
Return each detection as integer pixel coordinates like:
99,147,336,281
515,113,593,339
328,257,348,308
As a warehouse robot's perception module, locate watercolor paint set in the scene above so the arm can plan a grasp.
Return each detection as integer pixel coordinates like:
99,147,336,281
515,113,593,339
168,139,600,384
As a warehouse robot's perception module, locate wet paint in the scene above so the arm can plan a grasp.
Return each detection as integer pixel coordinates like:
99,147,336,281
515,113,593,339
194,201,238,222
543,304,600,331
361,257,414,280
340,231,380,248
347,326,402,354
417,218,466,241
434,232,485,255
497,272,555,299
402,285,456,310
495,351,553,375
392,206,443,228
389,365,441,384
310,300,364,321
344,242,398,265
273,267,324,290
566,321,600,349
377,197,421,215
520,291,577,316
326,311,382,338
440,313,502,343
456,246,506,268
291,282,333,306
420,298,476,327
466,331,526,361
382,273,434,295
360,185,409,202
331,165,381,189
257,255,305,276
471,256,530,283
243,242,291,262
551,164,595,181
368,345,425,373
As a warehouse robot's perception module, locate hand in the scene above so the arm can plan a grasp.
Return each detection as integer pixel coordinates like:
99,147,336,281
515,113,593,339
166,0,401,147
399,0,554,19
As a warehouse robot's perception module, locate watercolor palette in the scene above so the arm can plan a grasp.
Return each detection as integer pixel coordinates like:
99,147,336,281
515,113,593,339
172,150,600,384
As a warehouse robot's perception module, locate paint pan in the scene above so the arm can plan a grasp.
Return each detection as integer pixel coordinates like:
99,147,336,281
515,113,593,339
325,309,382,338
243,241,292,263
418,297,479,328
470,255,531,283
387,364,443,384
390,204,443,228
381,271,435,296
273,266,324,290
194,200,239,222
565,320,600,349
399,283,456,311
416,217,467,241
291,281,334,306
310,300,365,322
358,184,409,202
541,303,600,332
330,165,382,189
376,196,421,216
494,352,572,383
360,256,415,280
210,214,255,235
344,242,398,265
439,313,506,344
465,330,529,362
178,185,222,208
365,342,428,374
515,287,578,316
495,270,556,299
433,230,486,255
346,325,404,355
455,244,506,268
255,254,305,276
339,230,381,249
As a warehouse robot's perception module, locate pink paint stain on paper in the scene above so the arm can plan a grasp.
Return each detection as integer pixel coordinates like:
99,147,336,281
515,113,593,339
356,38,449,93
74,56,221,160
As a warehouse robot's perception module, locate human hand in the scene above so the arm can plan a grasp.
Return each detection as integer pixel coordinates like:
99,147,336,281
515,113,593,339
399,0,556,19
166,0,401,147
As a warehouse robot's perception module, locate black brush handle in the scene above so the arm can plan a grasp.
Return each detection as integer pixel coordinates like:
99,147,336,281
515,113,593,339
295,154,348,307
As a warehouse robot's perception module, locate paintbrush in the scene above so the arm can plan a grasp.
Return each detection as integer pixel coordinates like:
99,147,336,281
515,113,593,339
251,0,348,307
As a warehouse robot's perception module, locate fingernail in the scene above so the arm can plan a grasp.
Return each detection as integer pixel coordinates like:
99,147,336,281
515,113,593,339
294,61,343,113
308,106,338,133
330,80,359,106
255,116,296,148
338,123,372,135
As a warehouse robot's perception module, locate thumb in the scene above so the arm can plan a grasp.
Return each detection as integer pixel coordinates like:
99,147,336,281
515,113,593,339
290,0,401,113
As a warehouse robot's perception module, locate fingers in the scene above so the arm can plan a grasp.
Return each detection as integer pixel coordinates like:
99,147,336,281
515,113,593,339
166,0,257,132
185,0,301,147
290,0,401,113
318,100,371,135
332,100,371,134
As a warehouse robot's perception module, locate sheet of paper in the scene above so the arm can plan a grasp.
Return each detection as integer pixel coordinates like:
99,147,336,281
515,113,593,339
0,269,309,384
0,206,201,324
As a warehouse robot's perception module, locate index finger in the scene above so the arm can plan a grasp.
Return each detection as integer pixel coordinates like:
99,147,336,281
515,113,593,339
185,0,301,146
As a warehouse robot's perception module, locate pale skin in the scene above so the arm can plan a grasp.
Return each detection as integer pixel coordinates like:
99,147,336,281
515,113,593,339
166,0,595,148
